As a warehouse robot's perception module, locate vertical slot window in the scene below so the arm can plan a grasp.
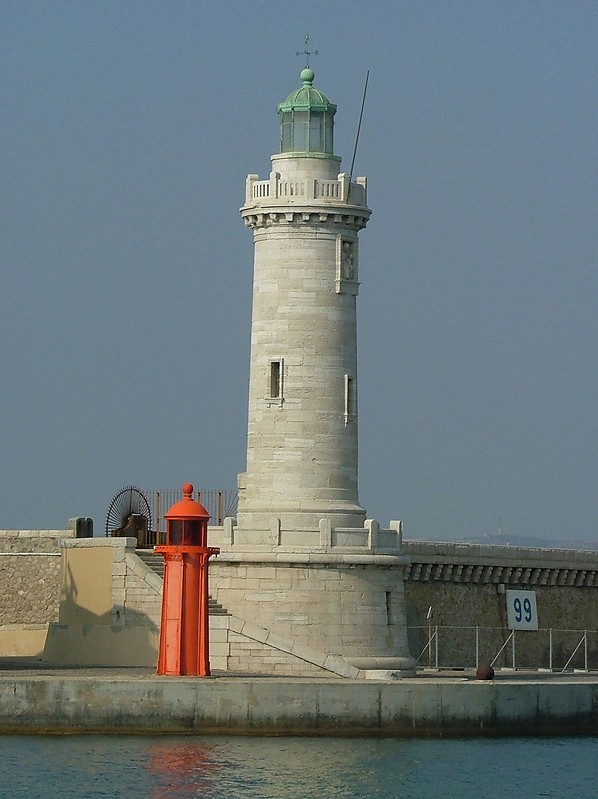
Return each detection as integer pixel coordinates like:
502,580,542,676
344,374,354,424
385,592,392,626
270,360,283,399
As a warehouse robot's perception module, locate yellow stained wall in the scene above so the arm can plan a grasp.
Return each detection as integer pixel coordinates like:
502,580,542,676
59,547,114,625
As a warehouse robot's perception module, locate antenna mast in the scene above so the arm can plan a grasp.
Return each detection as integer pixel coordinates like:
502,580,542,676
349,70,370,182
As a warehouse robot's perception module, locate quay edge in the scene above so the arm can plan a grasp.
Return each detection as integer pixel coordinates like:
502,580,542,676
0,673,597,737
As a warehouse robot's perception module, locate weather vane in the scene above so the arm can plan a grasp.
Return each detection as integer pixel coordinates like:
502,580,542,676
296,34,318,67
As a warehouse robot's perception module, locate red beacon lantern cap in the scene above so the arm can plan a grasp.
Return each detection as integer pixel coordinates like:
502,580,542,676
164,483,210,522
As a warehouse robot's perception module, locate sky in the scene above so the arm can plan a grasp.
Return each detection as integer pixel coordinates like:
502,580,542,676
2,1,597,542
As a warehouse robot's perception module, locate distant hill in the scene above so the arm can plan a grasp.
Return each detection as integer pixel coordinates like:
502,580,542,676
404,532,598,551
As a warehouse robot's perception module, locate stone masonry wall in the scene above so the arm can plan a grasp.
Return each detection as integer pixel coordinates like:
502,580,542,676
0,531,73,625
209,558,410,663
6,531,598,672
208,613,358,677
122,550,162,629
403,541,598,669
116,552,353,676
223,629,333,677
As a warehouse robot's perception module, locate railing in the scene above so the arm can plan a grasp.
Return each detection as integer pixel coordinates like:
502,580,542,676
252,181,270,199
315,179,341,199
247,173,367,206
409,625,597,672
278,180,305,198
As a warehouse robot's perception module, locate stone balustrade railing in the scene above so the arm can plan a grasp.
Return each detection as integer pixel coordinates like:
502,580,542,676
208,518,403,555
245,172,367,207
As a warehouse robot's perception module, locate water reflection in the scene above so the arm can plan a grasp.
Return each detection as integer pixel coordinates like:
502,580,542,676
144,741,222,798
141,737,372,799
0,734,596,799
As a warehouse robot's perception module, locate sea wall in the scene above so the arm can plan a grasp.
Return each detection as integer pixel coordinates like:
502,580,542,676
4,532,598,673
403,541,598,669
0,673,597,737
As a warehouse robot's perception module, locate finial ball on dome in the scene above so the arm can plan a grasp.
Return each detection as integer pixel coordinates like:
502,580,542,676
300,67,315,85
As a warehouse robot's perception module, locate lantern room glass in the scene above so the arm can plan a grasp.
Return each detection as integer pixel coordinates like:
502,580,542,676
166,519,204,547
280,110,334,154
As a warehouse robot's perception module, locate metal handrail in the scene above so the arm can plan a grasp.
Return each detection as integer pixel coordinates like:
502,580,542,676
491,630,514,668
560,631,588,673
416,626,438,666
407,625,596,672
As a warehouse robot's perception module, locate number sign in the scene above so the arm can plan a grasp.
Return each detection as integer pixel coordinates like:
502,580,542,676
506,590,538,631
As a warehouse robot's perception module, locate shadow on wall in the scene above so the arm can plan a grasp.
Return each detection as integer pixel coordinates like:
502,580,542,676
42,541,159,668
42,617,158,668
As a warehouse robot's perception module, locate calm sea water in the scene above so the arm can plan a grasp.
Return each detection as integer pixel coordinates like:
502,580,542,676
0,734,595,799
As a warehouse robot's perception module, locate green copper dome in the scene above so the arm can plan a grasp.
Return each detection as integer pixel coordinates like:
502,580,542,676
277,68,337,115
277,69,336,155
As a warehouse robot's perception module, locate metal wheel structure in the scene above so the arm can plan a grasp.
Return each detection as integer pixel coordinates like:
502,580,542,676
105,486,153,546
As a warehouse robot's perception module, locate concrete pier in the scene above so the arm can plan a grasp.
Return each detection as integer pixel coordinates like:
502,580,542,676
0,661,597,737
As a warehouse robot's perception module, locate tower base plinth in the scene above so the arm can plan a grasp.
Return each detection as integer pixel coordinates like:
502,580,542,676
206,540,414,678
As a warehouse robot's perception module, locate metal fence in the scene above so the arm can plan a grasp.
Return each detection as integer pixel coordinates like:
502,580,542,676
106,487,238,549
408,625,598,672
146,488,238,546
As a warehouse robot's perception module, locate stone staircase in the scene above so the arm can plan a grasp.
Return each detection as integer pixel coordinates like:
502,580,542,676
136,550,229,616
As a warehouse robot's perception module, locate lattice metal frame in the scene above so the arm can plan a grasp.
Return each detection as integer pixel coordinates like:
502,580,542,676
105,485,152,537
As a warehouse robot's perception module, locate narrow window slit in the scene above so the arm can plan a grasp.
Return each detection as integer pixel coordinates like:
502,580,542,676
270,360,283,399
344,374,354,425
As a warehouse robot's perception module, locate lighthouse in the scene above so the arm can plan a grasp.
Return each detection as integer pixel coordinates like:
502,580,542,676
237,66,371,540
209,66,414,677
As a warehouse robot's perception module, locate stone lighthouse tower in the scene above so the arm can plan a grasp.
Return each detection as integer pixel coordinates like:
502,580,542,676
208,67,414,677
237,66,370,538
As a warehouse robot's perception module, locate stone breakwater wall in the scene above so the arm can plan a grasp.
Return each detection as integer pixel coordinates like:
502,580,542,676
1,674,597,737
403,541,598,669
4,532,598,672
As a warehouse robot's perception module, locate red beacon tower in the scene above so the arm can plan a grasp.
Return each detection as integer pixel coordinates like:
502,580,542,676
155,482,220,676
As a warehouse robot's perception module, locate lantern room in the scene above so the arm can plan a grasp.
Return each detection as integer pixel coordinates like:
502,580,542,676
163,482,209,547
277,68,337,156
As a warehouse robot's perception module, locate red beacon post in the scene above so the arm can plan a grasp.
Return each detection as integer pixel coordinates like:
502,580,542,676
155,482,220,676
